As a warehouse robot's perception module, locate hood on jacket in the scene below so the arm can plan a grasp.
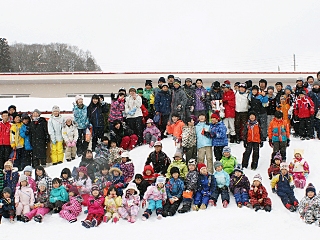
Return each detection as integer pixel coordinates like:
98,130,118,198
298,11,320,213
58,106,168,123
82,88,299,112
143,165,155,175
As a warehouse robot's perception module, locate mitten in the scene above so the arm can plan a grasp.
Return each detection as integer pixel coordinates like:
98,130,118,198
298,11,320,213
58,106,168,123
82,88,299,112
286,139,290,147
67,142,72,147
272,188,276,193
269,139,273,147
71,141,76,147
304,173,309,178
105,182,112,188
204,131,211,138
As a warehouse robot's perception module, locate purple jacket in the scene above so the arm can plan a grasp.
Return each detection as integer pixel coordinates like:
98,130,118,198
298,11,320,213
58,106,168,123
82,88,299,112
108,99,125,123
120,162,135,183
195,87,207,111
87,195,105,215
143,125,161,139
229,174,250,193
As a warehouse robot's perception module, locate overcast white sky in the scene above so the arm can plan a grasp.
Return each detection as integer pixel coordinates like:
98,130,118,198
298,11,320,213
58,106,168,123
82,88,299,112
2,0,320,72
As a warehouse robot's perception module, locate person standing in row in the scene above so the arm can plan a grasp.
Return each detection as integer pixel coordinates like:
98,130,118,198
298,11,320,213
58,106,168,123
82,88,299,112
0,110,11,169
154,83,171,138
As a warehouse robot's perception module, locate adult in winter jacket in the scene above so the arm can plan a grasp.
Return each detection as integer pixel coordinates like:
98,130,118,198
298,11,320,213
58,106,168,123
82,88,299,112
125,88,144,144
145,141,171,175
194,79,208,116
266,86,277,127
73,95,89,156
307,81,320,138
229,164,250,207
110,120,138,150
29,109,49,167
0,110,11,168
298,183,320,225
171,78,188,122
154,83,172,137
87,94,109,151
183,78,195,121
209,113,228,161
62,116,79,162
48,105,64,165
20,114,32,168
235,83,249,143
222,81,236,143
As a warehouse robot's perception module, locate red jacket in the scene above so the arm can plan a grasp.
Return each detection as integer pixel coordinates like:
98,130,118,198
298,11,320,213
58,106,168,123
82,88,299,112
293,97,314,119
249,184,272,207
143,165,160,185
222,89,235,118
0,121,11,145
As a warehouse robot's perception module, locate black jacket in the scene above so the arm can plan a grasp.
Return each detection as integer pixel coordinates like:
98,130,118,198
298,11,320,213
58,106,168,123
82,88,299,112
133,179,150,200
29,117,49,159
145,150,171,175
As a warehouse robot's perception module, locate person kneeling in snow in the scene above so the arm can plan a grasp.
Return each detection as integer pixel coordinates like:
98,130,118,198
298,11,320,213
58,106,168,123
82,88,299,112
229,164,250,208
249,174,272,212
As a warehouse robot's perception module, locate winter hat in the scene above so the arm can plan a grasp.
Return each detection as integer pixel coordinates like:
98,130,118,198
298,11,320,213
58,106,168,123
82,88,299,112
245,80,253,89
109,166,123,176
158,77,166,83
143,165,155,175
274,111,283,119
4,160,13,169
253,174,262,183
280,162,289,171
173,152,182,159
305,183,316,196
23,165,33,173
313,81,320,87
21,112,30,120
212,81,220,89
99,94,105,100
121,151,130,158
91,185,100,193
136,88,143,94
273,152,282,161
259,79,267,85
174,78,181,85
75,95,84,103
252,85,259,91
19,174,28,183
185,78,192,83
168,74,174,79
12,112,21,120
267,86,274,91
154,141,162,147
170,167,180,176
222,146,231,153
188,159,197,166
161,83,169,88
38,179,47,188
197,163,207,172
77,166,88,176
3,187,12,195
146,118,153,124
190,115,198,124
223,80,231,88
214,161,223,170
64,115,73,122
239,83,247,89
234,164,243,173
124,182,139,196
234,82,240,87
296,77,304,82
275,82,283,86
129,87,136,93
33,109,41,115
69,185,79,196
211,112,220,121
294,149,304,157
145,80,153,87
156,176,166,185
52,105,60,112
285,85,292,91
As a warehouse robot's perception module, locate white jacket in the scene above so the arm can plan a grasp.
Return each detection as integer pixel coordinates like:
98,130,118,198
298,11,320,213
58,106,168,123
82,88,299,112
48,115,64,142
125,95,143,118
62,122,79,143
235,91,249,112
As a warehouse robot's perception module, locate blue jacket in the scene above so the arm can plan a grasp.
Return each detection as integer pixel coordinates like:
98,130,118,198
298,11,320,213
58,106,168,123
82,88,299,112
154,90,172,115
20,124,32,150
196,174,216,195
165,177,184,199
209,121,228,146
73,104,89,129
250,93,268,115
49,185,69,203
195,122,212,149
213,170,230,188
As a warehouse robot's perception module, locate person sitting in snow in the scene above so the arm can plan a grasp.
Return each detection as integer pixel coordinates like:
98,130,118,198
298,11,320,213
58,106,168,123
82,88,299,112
229,164,250,208
104,166,125,196
94,163,111,191
108,140,123,166
166,152,188,180
267,152,281,180
143,119,161,147
133,174,150,200
249,174,272,212
211,161,230,208
289,149,309,189
145,141,171,175
118,182,140,223
298,183,320,225
142,165,160,185
94,136,110,169
119,151,134,184
221,146,237,175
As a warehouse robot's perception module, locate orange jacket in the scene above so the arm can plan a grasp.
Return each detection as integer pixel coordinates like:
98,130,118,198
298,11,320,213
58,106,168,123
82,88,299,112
166,120,185,139
268,118,290,142
276,103,290,122
243,121,261,143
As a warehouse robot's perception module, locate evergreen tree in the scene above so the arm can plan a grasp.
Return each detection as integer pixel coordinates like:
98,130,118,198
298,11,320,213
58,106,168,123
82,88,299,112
0,38,11,72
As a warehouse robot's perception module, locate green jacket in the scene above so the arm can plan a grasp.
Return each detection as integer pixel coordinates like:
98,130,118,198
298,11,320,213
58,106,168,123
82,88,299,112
221,155,237,175
166,160,188,180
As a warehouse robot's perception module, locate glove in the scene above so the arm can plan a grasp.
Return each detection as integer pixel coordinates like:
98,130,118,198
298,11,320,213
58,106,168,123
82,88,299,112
52,139,56,145
25,129,30,135
260,142,263,148
67,142,72,147
115,183,124,188
269,139,273,147
272,188,276,193
211,132,217,138
105,182,112,188
304,173,309,178
204,131,211,138
71,141,76,147
243,141,248,148
290,185,295,190
11,131,15,135
286,139,290,147
142,199,146,208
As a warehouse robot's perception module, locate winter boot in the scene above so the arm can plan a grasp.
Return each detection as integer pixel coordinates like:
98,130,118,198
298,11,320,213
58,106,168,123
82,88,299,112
66,159,71,162
82,220,91,228
21,215,30,222
264,205,271,212
178,202,191,213
200,204,207,210
294,179,300,188
222,200,228,208
149,141,154,148
192,205,199,211
16,215,22,221
209,199,216,206
69,219,77,223
9,216,15,223
129,216,136,223
230,135,235,143
112,216,119,223
91,218,98,227
34,215,43,223
237,202,242,208
142,209,151,220
254,204,261,212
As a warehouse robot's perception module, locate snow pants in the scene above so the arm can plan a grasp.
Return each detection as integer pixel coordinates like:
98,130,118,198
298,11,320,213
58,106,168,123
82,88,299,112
242,142,260,169
51,141,64,164
194,191,210,206
144,133,157,144
213,146,224,162
126,117,143,144
0,145,11,169
183,146,197,164
16,203,31,215
212,187,230,203
277,191,298,206
163,198,182,216
271,141,287,164
118,205,139,218
250,197,272,207
257,113,267,141
85,213,103,226
233,187,249,205
65,146,77,160
223,118,235,136
292,172,306,189
120,135,138,150
25,207,50,219
299,117,312,138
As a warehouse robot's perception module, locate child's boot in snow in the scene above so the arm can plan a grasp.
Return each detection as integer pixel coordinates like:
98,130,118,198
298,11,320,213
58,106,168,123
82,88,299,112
178,201,191,213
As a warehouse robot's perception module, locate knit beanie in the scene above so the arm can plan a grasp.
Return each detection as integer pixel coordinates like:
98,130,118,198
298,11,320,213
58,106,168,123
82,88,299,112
197,163,207,172
305,183,316,196
253,174,262,183
170,167,180,176
213,161,223,170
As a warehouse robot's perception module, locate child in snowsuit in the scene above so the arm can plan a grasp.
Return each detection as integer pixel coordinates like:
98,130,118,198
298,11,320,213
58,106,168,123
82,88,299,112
108,140,123,166
133,174,149,200
48,105,64,165
289,149,309,189
118,182,140,223
271,162,299,212
229,164,250,208
49,178,69,213
94,136,110,168
267,152,281,180
298,183,320,225
14,174,35,221
221,146,237,175
142,176,167,220
104,186,122,223
178,159,199,213
268,111,290,164
249,174,272,212
166,152,188,180
104,167,125,196
94,163,111,191
3,160,19,196
193,163,216,211
19,165,37,192
73,166,92,196
82,185,105,228
143,165,160,185
181,116,197,164
163,167,184,217
242,112,262,170
22,179,50,223
209,112,228,161
59,186,83,223
62,115,78,162
0,187,15,223
143,119,161,147
119,151,134,183
60,168,74,190
212,161,230,207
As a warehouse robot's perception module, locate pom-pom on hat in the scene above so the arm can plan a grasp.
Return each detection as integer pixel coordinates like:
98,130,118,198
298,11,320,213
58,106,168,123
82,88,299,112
305,183,316,196
188,159,197,166
19,174,28,183
273,151,282,161
253,174,262,183
38,179,47,188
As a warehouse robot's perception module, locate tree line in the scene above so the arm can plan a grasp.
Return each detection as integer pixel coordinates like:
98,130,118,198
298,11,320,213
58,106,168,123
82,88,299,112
0,38,101,72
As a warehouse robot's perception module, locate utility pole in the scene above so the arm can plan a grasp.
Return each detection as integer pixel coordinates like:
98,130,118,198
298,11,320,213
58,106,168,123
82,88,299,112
292,54,298,71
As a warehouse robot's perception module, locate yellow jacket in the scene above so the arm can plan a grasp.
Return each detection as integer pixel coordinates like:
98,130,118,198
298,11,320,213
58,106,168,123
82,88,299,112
104,195,122,213
10,122,24,149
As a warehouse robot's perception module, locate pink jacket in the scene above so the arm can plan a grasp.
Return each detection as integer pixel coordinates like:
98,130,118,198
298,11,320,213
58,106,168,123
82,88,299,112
15,186,35,206
87,195,105,215
143,125,161,139
16,176,37,193
61,196,82,215
143,185,167,201
122,194,140,210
